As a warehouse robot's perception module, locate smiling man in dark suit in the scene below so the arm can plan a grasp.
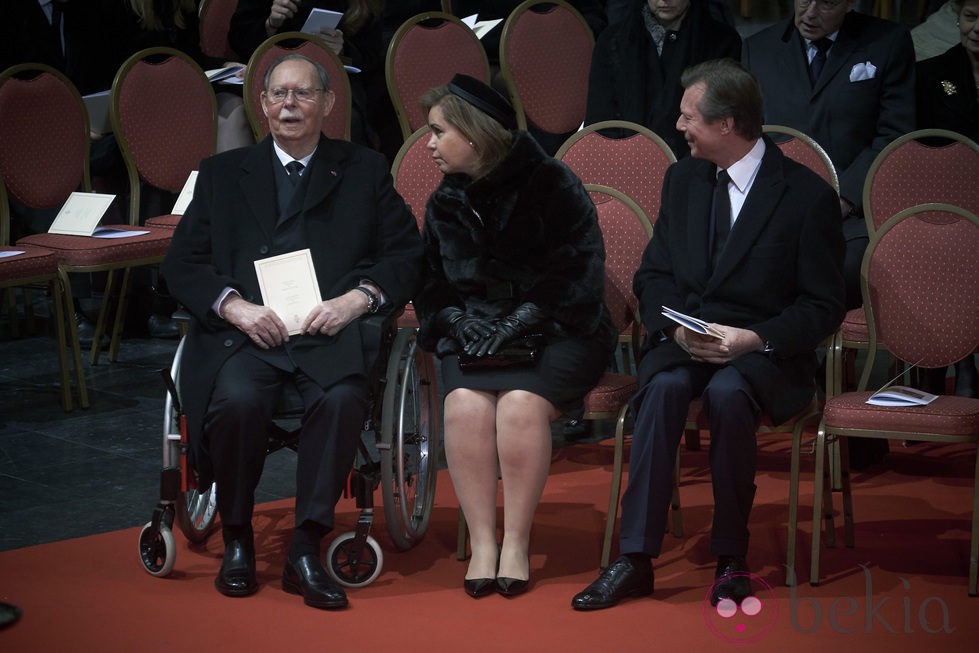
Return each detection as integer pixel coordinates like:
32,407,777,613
162,54,422,609
572,59,845,611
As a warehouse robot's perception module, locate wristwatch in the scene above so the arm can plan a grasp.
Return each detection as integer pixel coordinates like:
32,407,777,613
354,285,379,314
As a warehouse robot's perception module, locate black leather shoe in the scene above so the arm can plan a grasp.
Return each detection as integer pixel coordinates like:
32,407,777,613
571,555,654,611
464,577,495,598
73,312,96,346
283,554,348,609
147,314,180,339
710,555,752,607
215,538,257,597
495,577,529,597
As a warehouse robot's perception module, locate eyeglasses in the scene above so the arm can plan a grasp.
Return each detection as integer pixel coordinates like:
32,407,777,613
797,0,846,12
264,87,323,104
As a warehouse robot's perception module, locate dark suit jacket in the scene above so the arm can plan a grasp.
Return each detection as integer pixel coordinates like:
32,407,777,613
742,12,916,208
634,138,846,423
916,44,979,141
586,0,741,157
162,135,423,481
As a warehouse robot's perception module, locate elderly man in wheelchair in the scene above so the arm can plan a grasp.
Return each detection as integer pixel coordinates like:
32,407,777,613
158,54,423,610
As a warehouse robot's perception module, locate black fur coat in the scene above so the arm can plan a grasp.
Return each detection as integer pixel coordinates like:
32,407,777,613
415,131,615,355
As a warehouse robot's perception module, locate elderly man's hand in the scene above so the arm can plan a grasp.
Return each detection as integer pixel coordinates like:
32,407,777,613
673,324,764,364
222,295,289,349
301,290,367,337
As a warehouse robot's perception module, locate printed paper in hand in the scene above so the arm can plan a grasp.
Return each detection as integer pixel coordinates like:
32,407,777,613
660,306,725,339
254,249,322,336
301,8,343,34
171,171,198,215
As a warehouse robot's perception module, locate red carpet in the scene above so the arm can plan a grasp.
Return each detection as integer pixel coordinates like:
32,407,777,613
1,438,977,651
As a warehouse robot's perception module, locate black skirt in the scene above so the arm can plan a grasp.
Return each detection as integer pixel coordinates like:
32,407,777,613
440,336,610,413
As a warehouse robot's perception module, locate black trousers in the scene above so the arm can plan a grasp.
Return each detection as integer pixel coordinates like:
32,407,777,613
203,346,366,531
619,364,761,558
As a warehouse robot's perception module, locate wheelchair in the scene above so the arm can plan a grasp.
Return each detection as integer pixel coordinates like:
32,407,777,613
137,311,440,588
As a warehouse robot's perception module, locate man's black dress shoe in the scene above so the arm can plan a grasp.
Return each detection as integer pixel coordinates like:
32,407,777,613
710,555,752,607
571,555,654,611
495,577,529,597
215,538,257,597
464,577,495,598
283,554,348,609
147,313,180,339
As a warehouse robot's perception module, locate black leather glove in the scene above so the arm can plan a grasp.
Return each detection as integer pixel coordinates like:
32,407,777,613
435,307,495,349
469,302,545,358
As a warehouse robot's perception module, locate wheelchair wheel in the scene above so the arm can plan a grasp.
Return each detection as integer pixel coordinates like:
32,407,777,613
325,532,383,588
176,484,218,543
138,522,176,577
166,337,218,543
379,328,440,551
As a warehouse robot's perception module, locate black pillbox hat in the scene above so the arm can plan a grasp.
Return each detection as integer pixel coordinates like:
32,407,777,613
447,74,517,130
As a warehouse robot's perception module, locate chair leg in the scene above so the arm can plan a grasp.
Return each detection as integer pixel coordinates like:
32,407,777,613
107,266,134,362
89,268,116,365
839,436,855,548
969,446,979,596
786,422,804,586
810,422,828,585
49,278,72,412
670,448,682,538
603,405,629,568
59,269,89,408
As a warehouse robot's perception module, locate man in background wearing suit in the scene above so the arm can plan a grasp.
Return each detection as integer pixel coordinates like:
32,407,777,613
162,54,422,609
571,59,845,611
742,1,915,469
741,1,915,313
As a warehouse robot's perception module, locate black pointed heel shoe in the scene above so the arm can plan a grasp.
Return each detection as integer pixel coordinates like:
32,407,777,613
495,576,529,597
464,577,496,598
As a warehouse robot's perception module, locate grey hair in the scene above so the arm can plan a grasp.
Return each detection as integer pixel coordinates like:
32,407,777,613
263,54,331,92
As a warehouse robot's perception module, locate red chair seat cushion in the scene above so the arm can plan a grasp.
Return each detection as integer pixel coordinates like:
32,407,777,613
841,308,869,343
824,392,979,437
16,227,171,267
582,372,637,414
144,214,181,229
0,245,59,279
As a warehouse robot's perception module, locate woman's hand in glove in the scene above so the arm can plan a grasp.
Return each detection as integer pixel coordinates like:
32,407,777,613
468,302,545,357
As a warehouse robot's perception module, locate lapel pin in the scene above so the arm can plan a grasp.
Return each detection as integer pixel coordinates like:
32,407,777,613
940,80,957,96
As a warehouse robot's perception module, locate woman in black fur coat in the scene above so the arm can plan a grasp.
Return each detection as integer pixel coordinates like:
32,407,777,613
414,75,616,598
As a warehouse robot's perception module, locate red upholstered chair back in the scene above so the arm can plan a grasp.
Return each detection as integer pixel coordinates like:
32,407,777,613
763,124,839,193
557,121,676,226
586,184,652,335
386,12,490,141
199,0,238,60
864,129,979,233
112,48,217,224
862,204,979,374
391,126,442,231
0,65,90,210
244,32,352,141
500,0,593,134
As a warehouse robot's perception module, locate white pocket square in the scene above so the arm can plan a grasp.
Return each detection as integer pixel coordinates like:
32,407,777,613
849,61,877,82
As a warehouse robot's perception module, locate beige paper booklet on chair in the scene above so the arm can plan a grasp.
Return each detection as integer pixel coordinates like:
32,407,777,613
48,191,146,238
254,249,322,336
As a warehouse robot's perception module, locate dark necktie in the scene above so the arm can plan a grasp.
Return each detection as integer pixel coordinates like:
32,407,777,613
51,3,64,57
285,160,304,186
809,38,832,86
711,169,731,270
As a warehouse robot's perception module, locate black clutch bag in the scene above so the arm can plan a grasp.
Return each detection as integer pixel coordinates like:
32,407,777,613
458,335,543,371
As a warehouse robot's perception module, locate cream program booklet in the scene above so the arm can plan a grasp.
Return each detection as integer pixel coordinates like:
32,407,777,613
170,171,198,215
661,306,725,339
48,192,128,237
254,249,322,336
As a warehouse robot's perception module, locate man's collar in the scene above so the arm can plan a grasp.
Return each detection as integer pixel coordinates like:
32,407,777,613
272,140,316,168
723,138,766,192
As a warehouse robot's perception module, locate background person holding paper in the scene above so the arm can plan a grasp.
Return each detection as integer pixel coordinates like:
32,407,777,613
413,74,616,598
161,54,422,610
230,0,384,148
573,59,845,612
